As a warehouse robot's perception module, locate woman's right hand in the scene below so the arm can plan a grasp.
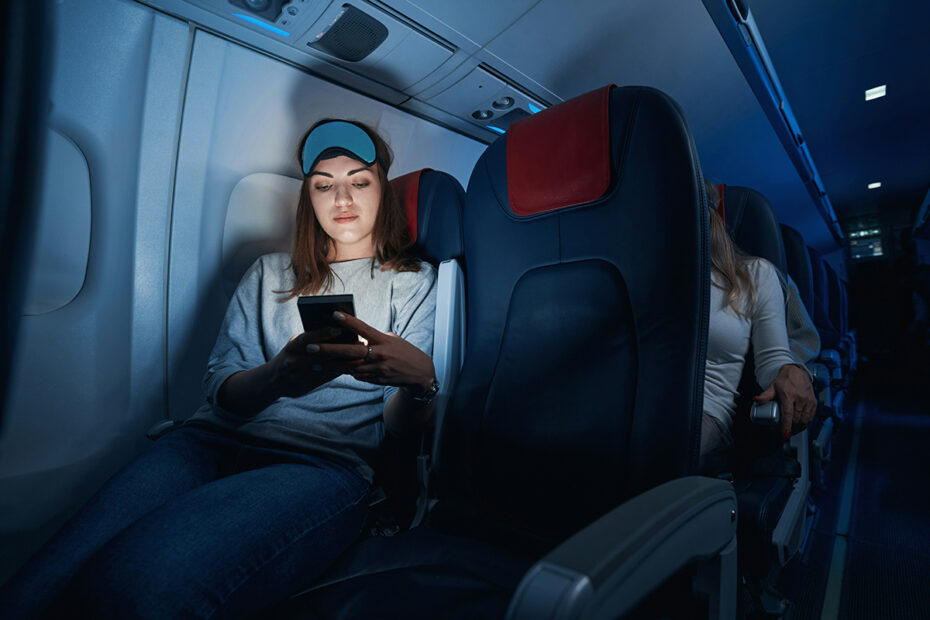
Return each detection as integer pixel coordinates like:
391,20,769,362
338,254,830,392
218,326,363,417
269,326,357,398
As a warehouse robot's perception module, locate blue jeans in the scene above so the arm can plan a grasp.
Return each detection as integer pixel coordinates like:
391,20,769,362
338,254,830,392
0,423,370,619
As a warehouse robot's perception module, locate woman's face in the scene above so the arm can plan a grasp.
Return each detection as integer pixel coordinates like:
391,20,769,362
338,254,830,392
308,155,382,261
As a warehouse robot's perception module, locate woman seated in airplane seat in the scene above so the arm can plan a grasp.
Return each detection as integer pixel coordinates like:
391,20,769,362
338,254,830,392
0,120,439,619
700,182,817,475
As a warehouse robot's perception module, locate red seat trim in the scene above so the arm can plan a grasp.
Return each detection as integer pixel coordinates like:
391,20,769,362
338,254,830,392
390,168,431,241
506,85,614,216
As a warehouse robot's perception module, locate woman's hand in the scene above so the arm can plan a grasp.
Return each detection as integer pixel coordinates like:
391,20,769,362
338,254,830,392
754,363,817,440
312,312,436,392
217,325,351,417
269,326,351,398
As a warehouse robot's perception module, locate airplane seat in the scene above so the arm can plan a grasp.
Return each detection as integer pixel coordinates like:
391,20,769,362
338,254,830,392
780,225,836,486
808,248,850,426
839,276,857,370
808,246,846,396
285,85,738,619
779,224,815,317
720,187,813,591
378,168,467,530
825,266,856,374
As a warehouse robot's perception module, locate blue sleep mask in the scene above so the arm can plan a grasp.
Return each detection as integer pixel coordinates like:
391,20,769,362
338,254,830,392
301,121,377,175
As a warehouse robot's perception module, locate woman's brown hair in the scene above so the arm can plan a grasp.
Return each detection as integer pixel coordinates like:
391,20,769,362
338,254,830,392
279,119,421,300
706,181,756,316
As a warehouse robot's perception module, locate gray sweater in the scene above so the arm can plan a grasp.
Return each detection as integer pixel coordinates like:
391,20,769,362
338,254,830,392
189,253,437,482
704,258,796,430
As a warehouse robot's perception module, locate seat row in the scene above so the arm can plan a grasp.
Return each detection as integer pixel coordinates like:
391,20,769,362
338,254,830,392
710,185,854,615
374,98,856,618
220,84,849,617
289,84,738,619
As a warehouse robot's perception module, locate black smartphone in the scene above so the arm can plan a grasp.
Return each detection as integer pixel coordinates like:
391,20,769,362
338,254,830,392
297,294,357,344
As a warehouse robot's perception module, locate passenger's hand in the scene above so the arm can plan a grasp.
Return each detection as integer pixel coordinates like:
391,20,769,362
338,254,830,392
269,326,348,398
754,363,817,440
312,312,436,392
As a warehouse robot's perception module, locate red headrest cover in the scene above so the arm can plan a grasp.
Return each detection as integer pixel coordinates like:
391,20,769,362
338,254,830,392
506,85,615,216
390,169,431,242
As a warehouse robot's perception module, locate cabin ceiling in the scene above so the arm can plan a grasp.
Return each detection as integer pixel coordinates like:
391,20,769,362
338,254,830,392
138,0,910,252
749,0,930,234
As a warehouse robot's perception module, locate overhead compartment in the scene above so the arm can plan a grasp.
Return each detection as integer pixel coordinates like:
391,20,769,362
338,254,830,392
136,0,552,142
146,0,455,96
294,2,455,92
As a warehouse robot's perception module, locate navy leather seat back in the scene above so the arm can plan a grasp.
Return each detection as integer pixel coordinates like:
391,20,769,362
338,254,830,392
824,262,845,335
723,186,787,273
840,278,850,334
808,246,840,349
780,224,815,316
391,168,465,267
433,85,709,552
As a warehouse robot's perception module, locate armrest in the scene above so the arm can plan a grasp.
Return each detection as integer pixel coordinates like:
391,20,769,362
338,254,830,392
507,477,737,620
818,349,842,379
146,419,179,440
411,259,465,528
429,258,465,459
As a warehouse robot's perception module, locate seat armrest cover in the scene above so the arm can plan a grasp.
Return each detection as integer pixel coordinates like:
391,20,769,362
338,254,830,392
818,349,841,369
430,259,465,458
507,477,737,619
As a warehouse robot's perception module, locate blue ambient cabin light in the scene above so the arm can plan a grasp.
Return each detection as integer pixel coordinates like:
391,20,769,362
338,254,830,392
232,13,291,37
528,103,542,114
487,126,506,134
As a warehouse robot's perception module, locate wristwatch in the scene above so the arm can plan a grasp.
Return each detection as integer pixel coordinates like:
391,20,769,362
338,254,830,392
402,378,440,403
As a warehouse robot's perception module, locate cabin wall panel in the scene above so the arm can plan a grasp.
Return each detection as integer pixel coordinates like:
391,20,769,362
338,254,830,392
0,1,190,583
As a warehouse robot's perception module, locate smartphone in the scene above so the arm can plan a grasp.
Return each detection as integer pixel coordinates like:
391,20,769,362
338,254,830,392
750,400,780,426
297,294,357,344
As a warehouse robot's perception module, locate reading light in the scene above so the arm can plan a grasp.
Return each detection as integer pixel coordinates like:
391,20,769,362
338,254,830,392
492,97,514,110
868,182,881,189
232,13,290,36
865,85,886,101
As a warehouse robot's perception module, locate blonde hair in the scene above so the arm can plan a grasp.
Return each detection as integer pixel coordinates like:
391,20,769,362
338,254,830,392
706,181,756,316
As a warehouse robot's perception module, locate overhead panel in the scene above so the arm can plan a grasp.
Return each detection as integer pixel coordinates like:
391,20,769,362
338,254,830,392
137,0,556,142
381,0,540,47
294,2,454,91
426,65,546,135
153,1,455,95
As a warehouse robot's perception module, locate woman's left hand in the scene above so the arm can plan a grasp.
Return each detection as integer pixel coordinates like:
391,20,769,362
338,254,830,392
311,311,436,392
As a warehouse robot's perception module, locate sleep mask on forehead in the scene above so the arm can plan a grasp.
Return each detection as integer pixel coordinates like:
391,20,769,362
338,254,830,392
301,120,377,175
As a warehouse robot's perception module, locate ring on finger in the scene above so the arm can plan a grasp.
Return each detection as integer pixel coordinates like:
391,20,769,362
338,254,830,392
365,345,373,362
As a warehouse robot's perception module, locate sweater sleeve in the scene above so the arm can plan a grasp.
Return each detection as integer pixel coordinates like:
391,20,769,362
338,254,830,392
201,257,268,409
750,259,798,389
783,274,821,365
383,262,438,404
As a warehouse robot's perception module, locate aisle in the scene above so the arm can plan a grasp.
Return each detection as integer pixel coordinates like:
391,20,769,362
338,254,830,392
785,365,930,619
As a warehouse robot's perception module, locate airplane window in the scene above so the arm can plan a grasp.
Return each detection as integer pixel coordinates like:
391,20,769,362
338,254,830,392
22,129,91,315
221,172,302,298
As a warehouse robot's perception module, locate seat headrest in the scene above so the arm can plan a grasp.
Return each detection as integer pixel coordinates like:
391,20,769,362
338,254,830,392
390,168,465,266
780,223,815,315
391,168,429,242
506,85,615,216
723,186,787,273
